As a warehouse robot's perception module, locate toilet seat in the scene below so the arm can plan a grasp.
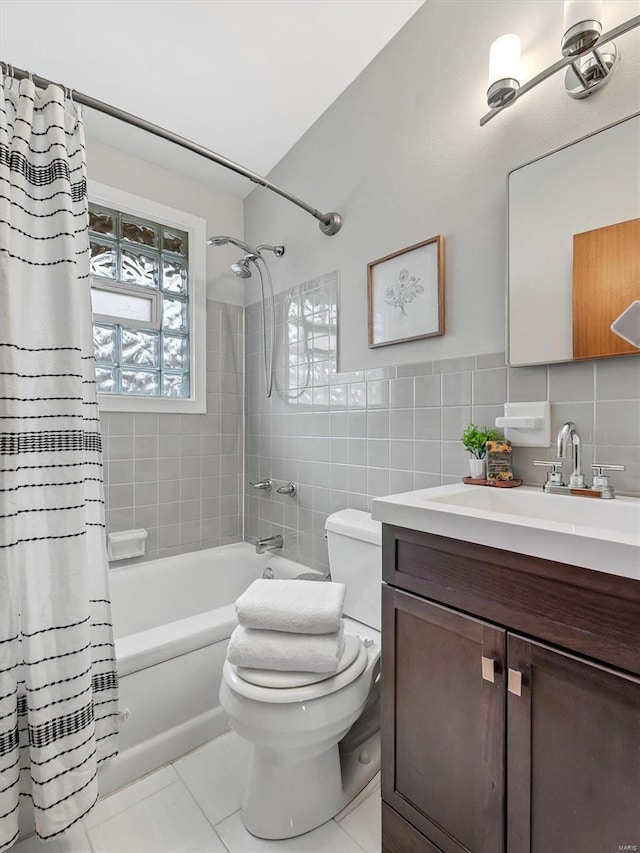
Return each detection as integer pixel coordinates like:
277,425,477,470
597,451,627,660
236,634,362,689
223,634,375,704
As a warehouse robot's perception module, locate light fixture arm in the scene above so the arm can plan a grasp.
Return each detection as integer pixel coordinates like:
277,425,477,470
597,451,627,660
480,13,640,126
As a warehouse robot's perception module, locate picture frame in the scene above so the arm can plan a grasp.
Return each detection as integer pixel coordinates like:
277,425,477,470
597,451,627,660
367,235,444,348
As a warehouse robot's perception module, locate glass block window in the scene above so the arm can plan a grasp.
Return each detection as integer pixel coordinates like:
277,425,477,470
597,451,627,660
90,203,190,398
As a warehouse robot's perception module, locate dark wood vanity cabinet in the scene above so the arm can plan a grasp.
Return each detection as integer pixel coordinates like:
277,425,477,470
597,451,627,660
381,524,640,853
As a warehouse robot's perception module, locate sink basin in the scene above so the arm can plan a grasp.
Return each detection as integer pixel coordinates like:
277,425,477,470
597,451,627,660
428,486,639,536
371,484,640,580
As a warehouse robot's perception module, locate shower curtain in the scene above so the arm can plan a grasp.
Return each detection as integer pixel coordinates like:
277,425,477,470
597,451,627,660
0,74,118,848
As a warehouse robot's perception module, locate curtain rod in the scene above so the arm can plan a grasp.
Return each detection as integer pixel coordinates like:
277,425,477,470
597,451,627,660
0,62,343,236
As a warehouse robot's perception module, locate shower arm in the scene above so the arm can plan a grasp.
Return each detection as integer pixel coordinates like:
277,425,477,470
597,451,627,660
0,62,343,237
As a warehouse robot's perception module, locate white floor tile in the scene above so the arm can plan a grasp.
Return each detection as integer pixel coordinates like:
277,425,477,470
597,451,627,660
12,822,91,853
85,765,179,830
87,781,226,853
215,812,366,853
337,792,381,853
173,730,252,827
334,772,380,822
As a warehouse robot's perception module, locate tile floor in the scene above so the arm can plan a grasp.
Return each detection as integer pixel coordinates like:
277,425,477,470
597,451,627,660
13,732,381,853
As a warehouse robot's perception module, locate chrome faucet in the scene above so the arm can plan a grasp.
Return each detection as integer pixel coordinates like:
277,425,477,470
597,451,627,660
556,421,585,488
255,535,283,554
534,421,625,499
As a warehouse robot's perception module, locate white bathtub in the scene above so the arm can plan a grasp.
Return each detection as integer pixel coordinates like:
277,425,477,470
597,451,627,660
100,543,316,795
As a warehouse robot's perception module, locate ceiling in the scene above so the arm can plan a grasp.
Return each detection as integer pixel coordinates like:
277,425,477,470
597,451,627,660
0,0,424,197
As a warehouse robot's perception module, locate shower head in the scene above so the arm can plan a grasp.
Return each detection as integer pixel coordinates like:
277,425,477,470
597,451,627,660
207,235,256,255
210,234,279,399
208,236,285,260
231,257,253,279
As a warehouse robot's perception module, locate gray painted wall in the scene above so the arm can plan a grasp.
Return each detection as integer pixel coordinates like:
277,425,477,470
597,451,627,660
244,0,640,370
243,0,640,569
91,1,640,567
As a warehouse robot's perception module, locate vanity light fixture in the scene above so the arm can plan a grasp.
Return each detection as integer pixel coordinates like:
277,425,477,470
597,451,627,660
487,34,522,108
481,1,640,125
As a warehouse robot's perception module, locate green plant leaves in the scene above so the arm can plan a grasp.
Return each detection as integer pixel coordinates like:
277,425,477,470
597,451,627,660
461,422,501,459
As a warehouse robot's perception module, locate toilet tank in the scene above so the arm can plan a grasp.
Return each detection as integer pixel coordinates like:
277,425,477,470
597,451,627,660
325,509,382,631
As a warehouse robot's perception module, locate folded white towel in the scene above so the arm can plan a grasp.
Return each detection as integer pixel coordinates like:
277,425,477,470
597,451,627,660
227,623,345,673
235,578,346,635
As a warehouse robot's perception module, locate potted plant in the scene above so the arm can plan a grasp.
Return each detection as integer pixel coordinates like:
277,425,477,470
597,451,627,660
461,423,501,479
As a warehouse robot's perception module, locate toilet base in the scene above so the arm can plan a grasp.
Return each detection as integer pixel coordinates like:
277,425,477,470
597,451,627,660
240,730,380,840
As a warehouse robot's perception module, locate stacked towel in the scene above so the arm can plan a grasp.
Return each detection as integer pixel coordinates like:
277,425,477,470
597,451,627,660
235,579,346,634
227,579,347,673
227,622,345,673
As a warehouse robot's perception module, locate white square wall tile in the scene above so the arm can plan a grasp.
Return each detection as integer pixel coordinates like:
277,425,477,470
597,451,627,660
337,793,382,853
215,811,367,852
173,730,252,827
85,765,179,830
88,781,226,853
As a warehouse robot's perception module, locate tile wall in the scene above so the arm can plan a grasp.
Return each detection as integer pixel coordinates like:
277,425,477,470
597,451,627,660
245,273,640,574
101,298,244,561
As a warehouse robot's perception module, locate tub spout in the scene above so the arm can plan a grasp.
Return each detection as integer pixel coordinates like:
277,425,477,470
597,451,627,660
255,535,283,554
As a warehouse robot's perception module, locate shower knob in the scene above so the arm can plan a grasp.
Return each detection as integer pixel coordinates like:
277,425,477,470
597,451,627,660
276,482,297,496
250,478,273,492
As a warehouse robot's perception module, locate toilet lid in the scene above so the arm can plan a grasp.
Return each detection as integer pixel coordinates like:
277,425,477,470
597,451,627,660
235,635,362,689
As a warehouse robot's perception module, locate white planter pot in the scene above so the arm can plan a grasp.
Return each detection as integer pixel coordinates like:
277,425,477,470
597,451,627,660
469,458,486,480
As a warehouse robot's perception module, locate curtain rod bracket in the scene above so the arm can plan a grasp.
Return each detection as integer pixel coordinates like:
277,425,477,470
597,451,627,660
319,212,342,236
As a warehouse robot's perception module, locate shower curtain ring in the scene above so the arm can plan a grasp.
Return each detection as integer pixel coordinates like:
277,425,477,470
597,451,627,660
5,65,15,94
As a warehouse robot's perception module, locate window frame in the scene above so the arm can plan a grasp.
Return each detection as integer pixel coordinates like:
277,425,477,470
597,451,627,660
88,181,206,413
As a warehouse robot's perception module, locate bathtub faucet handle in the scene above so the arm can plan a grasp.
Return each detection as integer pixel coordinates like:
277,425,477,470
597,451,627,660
250,478,273,492
276,482,297,496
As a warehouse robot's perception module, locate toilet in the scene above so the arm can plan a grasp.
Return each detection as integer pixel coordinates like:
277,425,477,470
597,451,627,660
219,508,382,840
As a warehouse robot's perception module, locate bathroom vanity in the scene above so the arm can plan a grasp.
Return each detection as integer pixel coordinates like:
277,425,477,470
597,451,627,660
372,485,640,853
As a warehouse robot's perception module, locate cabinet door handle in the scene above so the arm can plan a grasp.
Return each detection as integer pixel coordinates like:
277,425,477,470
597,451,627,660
508,668,523,696
481,656,495,683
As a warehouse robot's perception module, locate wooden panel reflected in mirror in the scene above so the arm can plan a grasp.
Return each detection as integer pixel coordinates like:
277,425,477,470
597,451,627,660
572,218,640,359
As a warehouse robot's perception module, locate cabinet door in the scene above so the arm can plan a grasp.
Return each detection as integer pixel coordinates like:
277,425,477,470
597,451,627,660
382,586,505,853
507,634,640,853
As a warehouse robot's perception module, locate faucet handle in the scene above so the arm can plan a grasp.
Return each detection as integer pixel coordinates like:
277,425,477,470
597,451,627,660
276,482,297,496
533,460,564,485
591,464,624,499
250,478,273,492
591,463,625,476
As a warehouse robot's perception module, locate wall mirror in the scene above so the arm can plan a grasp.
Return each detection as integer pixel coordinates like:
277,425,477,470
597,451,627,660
508,113,639,367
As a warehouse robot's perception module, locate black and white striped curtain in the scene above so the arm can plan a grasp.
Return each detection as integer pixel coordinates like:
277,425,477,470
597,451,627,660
0,75,118,849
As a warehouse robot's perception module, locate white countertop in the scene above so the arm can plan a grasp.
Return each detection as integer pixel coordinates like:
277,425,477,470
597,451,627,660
371,484,640,582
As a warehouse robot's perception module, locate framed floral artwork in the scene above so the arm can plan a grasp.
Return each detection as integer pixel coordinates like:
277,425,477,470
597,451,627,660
367,235,444,347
